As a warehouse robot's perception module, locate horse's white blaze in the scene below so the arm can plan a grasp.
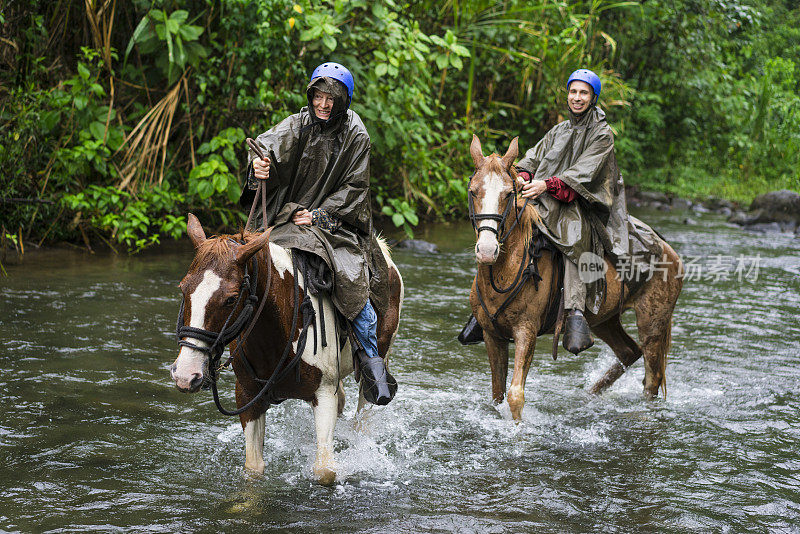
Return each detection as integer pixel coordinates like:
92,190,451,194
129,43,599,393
269,242,292,278
173,269,221,386
476,171,504,257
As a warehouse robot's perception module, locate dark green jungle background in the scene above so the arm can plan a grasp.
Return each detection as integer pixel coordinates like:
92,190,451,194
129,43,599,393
2,0,799,251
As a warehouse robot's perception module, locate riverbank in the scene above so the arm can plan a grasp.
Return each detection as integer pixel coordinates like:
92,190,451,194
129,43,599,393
2,184,797,267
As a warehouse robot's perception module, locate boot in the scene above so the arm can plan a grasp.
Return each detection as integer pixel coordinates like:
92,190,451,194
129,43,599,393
457,314,484,345
354,340,397,406
562,309,593,355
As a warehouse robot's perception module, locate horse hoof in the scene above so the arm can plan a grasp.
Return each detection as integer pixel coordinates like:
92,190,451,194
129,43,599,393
314,466,337,486
244,461,265,475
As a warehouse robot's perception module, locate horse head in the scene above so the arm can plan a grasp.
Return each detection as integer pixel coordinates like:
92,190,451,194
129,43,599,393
170,213,270,392
468,134,519,264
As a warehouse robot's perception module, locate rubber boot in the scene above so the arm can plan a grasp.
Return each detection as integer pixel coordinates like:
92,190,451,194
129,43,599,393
354,338,397,406
457,314,484,345
562,309,593,355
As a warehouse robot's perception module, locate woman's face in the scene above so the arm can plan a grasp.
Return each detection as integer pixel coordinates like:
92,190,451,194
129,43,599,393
567,80,594,114
312,89,335,120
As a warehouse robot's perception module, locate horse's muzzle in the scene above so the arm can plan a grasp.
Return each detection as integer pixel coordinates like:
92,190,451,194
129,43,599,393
170,360,206,393
475,241,499,265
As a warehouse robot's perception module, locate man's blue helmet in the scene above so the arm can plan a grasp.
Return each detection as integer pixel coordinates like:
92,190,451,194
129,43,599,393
310,62,354,108
567,69,601,104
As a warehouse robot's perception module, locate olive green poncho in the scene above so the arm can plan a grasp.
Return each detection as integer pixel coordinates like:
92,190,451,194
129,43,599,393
517,107,660,313
240,79,388,321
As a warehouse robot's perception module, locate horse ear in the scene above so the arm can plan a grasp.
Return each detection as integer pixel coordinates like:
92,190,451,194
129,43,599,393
187,213,206,248
500,136,519,170
470,134,485,168
236,231,271,265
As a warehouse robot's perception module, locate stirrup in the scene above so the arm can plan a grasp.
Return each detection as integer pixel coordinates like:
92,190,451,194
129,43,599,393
353,340,397,405
563,310,594,355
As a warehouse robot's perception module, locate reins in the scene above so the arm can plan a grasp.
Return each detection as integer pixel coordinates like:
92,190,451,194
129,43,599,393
175,137,322,416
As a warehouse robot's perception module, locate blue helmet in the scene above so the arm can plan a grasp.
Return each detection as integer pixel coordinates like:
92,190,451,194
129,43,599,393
567,69,601,104
310,62,354,108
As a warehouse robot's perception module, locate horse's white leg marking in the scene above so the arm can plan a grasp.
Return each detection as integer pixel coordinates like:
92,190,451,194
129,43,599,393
172,270,222,389
476,172,503,261
312,385,339,485
243,413,266,474
269,242,293,279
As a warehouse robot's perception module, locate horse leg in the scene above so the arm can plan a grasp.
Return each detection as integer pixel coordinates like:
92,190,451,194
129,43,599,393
236,380,266,474
484,333,509,405
507,330,536,421
311,385,339,485
589,315,643,394
634,245,683,399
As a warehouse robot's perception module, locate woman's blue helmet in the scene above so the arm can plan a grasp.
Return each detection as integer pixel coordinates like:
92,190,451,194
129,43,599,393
567,69,601,104
310,62,354,108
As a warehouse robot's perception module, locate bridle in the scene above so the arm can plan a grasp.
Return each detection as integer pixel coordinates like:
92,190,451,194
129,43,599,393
467,168,530,246
468,166,563,344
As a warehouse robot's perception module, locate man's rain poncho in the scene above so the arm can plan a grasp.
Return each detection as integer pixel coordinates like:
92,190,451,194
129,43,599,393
239,77,389,320
516,107,661,313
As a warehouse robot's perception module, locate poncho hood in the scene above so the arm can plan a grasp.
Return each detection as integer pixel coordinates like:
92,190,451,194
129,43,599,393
306,76,349,128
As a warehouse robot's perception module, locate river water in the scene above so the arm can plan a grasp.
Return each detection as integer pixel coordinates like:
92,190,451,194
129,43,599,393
1,207,799,532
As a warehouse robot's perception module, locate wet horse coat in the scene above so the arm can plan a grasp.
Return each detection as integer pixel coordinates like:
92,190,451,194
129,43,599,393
468,136,683,420
171,214,403,483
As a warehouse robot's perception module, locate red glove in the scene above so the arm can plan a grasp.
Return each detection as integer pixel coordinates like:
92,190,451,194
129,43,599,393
518,170,532,182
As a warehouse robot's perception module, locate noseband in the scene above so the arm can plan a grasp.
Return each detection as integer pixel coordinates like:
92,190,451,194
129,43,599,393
468,170,529,245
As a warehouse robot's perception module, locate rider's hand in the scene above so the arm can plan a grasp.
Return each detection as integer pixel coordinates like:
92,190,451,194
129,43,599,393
521,179,547,199
292,209,313,226
252,157,270,180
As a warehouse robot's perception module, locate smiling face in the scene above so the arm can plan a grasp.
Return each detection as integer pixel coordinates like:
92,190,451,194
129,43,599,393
567,80,594,114
312,89,335,121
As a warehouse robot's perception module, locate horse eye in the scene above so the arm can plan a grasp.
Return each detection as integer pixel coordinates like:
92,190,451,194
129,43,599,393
224,296,237,307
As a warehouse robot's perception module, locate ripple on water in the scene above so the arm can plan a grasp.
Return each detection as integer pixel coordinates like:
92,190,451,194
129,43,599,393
1,214,800,531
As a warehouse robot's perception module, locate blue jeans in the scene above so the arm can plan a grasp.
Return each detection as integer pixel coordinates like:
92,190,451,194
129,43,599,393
352,300,379,359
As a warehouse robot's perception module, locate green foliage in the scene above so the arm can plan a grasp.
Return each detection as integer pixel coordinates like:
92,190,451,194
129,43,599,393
62,183,186,252
3,0,798,252
610,0,800,200
190,127,245,204
125,9,207,83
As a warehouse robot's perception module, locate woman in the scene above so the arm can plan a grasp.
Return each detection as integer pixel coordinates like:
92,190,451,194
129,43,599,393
240,62,395,405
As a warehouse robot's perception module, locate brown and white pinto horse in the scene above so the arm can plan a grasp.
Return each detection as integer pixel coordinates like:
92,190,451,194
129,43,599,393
170,214,403,484
468,135,683,420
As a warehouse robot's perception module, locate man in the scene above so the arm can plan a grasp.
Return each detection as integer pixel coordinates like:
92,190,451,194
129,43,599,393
515,69,630,355
239,62,396,405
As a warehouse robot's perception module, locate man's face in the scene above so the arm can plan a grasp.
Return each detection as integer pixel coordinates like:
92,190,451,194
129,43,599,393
567,80,593,114
312,89,335,121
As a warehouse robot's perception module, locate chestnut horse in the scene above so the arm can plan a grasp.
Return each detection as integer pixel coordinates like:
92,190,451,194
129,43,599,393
468,135,683,420
170,214,403,483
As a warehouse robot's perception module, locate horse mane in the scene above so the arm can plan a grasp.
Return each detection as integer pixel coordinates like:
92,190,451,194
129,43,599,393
519,201,544,250
481,154,543,249
189,230,265,271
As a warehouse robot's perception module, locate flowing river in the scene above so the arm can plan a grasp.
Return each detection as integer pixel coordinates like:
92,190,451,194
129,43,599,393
1,207,799,532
